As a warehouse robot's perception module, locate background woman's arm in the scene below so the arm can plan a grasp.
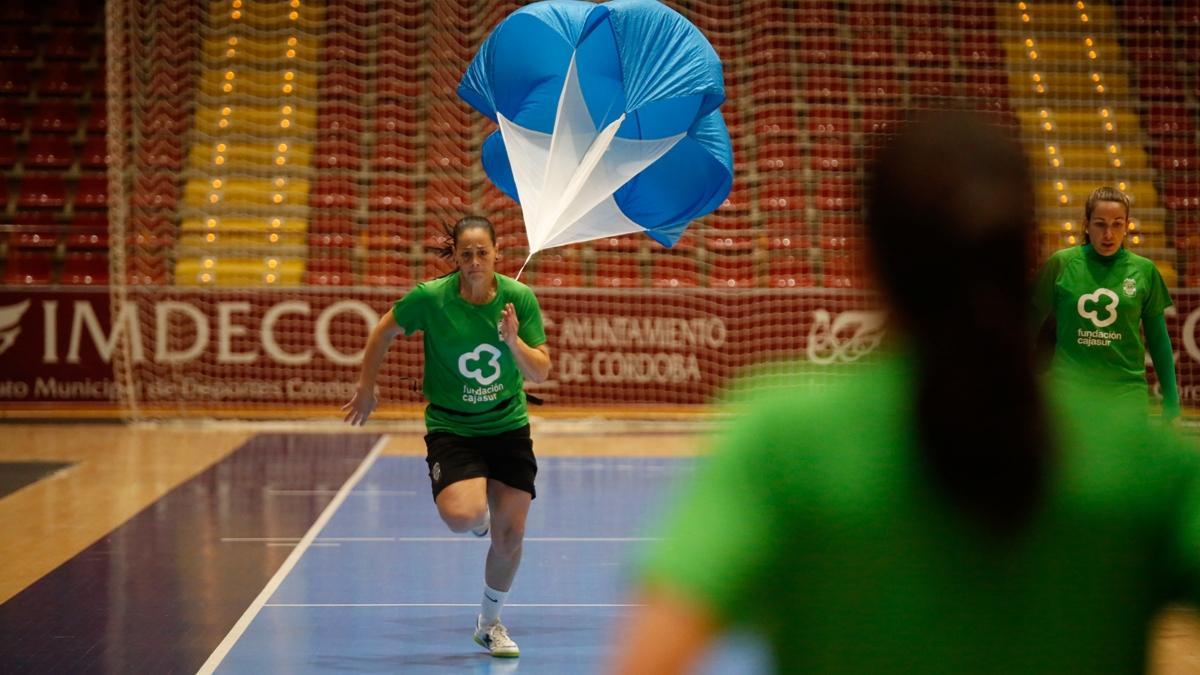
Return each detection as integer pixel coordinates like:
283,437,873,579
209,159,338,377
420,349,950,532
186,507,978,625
1146,313,1181,421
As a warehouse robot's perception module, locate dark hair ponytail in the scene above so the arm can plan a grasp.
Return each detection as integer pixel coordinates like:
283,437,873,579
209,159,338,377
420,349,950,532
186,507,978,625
425,216,498,265
865,111,1049,536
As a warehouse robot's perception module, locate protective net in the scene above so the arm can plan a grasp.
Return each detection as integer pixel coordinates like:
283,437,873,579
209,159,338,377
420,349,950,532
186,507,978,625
88,0,1200,417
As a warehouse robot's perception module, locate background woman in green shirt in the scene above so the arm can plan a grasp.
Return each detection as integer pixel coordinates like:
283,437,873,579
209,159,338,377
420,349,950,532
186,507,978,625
609,113,1200,674
1031,186,1180,421
344,216,550,658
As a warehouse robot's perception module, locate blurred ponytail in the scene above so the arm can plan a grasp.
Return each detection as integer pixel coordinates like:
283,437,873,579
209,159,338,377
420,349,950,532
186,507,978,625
865,111,1049,536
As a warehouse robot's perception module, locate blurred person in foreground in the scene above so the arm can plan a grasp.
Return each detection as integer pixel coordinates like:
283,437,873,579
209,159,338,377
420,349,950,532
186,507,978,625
1032,186,1180,422
608,111,1200,674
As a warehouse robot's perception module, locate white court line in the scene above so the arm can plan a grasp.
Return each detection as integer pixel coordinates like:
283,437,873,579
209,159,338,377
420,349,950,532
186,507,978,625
221,536,660,543
263,603,643,608
197,435,389,675
266,489,417,496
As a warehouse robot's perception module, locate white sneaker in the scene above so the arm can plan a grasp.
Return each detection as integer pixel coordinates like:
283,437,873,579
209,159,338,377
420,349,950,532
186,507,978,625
471,508,490,537
474,614,519,657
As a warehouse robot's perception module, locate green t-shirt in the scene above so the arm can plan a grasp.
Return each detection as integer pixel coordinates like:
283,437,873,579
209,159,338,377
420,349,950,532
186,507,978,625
1032,244,1172,403
644,355,1200,674
392,272,546,436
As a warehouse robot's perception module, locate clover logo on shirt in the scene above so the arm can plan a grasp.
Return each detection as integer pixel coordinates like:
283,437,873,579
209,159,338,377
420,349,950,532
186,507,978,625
1076,288,1120,328
458,343,503,385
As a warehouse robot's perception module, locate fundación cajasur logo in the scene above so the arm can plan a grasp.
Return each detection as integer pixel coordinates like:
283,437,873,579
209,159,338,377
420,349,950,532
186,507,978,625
458,343,503,386
1077,288,1120,329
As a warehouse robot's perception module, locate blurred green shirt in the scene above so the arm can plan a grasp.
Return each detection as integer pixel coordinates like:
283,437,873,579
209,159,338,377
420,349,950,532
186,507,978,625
1032,244,1172,407
644,354,1200,674
392,271,546,436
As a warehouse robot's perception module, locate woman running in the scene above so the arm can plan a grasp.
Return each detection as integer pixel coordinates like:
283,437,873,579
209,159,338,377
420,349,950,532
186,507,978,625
343,215,550,658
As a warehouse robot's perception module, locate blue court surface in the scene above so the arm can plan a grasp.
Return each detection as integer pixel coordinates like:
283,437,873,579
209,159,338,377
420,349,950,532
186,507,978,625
209,453,770,674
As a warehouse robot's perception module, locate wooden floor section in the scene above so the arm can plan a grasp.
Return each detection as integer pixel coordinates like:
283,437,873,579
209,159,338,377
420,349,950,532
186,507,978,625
0,421,1197,673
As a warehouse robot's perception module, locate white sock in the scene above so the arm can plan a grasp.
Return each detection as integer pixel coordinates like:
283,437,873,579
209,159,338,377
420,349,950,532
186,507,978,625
481,584,508,625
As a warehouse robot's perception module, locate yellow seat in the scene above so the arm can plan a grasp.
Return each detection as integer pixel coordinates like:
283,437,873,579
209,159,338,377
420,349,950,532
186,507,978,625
202,35,318,62
187,141,313,171
199,68,318,99
181,216,310,234
184,177,311,209
194,106,317,137
176,257,304,287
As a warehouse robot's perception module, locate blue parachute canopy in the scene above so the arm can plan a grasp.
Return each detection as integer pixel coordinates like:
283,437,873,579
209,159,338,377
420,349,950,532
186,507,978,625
459,0,733,254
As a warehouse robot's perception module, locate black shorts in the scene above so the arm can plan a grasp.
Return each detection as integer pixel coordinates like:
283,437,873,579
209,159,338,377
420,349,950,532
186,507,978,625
424,424,537,501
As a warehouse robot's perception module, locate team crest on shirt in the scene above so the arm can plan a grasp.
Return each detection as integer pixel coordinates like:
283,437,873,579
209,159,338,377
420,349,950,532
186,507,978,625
1077,288,1120,328
458,343,503,385
1123,278,1137,298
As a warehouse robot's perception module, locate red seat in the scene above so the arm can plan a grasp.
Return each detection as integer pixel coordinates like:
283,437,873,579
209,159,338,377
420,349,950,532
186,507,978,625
0,4,38,24
594,254,643,288
364,213,414,249
372,136,418,172
45,29,93,60
814,177,858,212
363,253,415,287
0,133,16,167
74,175,108,210
957,37,1004,67
861,106,901,137
304,256,354,286
705,234,755,253
897,1,945,29
61,251,109,285
1164,178,1200,211
31,101,81,133
707,254,759,288
424,179,469,212
905,33,951,68
67,211,108,249
85,100,107,133
1138,68,1185,101
367,177,415,211
375,103,419,135
18,176,68,209
767,255,813,288
9,229,58,249
310,176,357,210
1145,105,1196,137
795,1,841,32
1153,140,1198,172
847,2,892,29
752,103,800,140
756,141,801,173
50,0,101,25
650,255,700,288
323,32,368,65
909,69,959,99
592,235,642,253
0,62,31,95
855,70,902,102
807,107,854,138
38,62,85,97
0,28,37,59
137,139,182,170
758,178,805,213
0,100,23,131
25,135,74,168
321,65,365,100
767,230,812,252
3,250,54,284
801,70,849,102
850,35,896,67
811,138,855,172
527,254,583,288
797,36,846,66
314,138,361,170
318,103,363,135
719,184,750,216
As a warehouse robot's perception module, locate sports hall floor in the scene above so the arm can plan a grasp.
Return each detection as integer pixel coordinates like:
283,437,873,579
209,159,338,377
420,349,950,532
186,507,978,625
1,420,1198,674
